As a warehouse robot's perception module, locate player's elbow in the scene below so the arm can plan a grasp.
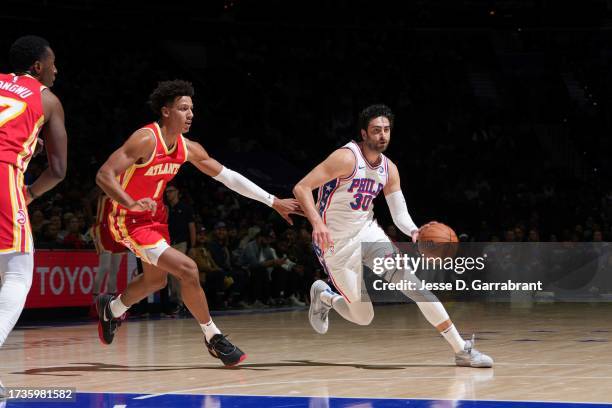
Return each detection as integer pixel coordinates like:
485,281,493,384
292,183,308,198
95,168,110,188
50,160,67,181
292,185,300,197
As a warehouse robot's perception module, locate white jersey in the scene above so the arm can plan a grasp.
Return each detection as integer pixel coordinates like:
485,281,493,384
316,141,389,240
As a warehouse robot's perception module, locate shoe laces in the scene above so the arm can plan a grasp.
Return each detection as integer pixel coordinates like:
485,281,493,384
209,334,236,354
319,295,331,321
466,334,481,355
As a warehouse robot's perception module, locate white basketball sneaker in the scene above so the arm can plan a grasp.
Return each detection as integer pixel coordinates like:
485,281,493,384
309,280,334,334
455,335,494,368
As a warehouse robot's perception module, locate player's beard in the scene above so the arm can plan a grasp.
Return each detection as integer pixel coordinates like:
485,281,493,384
365,138,389,153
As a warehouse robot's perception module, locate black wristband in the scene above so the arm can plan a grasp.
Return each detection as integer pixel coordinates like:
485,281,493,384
27,185,39,199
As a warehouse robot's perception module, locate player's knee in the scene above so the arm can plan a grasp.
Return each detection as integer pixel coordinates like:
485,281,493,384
3,269,33,293
177,259,199,287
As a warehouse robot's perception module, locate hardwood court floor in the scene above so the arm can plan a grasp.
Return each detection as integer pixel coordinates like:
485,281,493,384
1,303,611,405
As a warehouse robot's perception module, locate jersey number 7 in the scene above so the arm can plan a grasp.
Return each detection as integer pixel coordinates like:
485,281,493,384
0,95,27,127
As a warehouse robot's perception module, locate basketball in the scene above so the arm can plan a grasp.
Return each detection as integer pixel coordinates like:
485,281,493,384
417,222,459,258
418,222,459,243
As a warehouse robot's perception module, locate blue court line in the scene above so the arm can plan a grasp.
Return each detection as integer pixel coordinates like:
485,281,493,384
5,393,612,407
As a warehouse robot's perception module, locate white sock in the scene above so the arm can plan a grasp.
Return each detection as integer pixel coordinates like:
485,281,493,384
201,319,221,341
441,324,466,353
109,295,129,318
319,289,340,307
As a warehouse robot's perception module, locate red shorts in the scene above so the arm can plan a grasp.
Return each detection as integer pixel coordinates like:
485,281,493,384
0,163,32,253
91,222,126,254
109,209,170,265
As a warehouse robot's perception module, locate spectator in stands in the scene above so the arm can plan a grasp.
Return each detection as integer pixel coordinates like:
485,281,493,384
38,223,62,249
49,215,62,233
241,226,285,307
208,222,231,271
30,210,45,238
208,221,248,307
189,226,226,310
62,216,87,249
527,229,540,242
593,230,603,242
274,238,306,306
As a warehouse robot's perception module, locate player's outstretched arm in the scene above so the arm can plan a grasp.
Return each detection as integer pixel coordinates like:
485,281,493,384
25,90,67,204
95,129,158,214
383,160,420,241
293,148,355,250
184,138,301,225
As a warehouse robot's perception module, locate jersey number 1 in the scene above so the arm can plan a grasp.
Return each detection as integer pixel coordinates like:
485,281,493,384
153,179,165,199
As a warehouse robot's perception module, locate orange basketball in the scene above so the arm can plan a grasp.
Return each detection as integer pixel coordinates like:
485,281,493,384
418,222,459,243
417,222,458,258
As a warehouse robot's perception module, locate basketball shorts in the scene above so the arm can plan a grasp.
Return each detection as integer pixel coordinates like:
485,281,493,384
0,163,32,254
314,219,400,303
91,223,127,255
109,212,170,266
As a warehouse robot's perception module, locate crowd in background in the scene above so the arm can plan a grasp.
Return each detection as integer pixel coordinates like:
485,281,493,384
2,2,612,310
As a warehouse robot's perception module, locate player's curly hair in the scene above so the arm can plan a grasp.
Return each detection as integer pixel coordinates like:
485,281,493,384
9,35,51,73
358,104,394,131
148,80,194,116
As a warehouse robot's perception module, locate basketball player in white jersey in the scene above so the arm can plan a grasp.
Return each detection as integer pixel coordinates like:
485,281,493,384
293,104,493,367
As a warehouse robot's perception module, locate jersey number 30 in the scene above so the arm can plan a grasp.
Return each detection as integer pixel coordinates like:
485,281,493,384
350,193,373,211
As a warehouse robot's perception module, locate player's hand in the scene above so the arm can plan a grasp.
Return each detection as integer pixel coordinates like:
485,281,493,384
313,222,334,253
23,186,34,205
128,198,157,215
33,137,44,157
272,197,303,225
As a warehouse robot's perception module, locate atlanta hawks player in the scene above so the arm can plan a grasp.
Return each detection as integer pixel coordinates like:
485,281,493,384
96,80,301,366
0,36,67,354
293,104,493,368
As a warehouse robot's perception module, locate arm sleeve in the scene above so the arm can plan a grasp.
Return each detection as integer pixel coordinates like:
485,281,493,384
385,190,418,237
213,166,275,207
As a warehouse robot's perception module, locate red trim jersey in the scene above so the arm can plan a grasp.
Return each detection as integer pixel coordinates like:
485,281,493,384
91,194,126,254
0,73,46,253
109,122,189,254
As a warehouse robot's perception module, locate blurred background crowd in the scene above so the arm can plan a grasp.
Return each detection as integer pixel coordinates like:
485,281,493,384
1,0,611,310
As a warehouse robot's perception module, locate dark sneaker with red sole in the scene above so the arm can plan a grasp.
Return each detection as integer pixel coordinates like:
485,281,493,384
95,294,124,345
205,334,247,366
